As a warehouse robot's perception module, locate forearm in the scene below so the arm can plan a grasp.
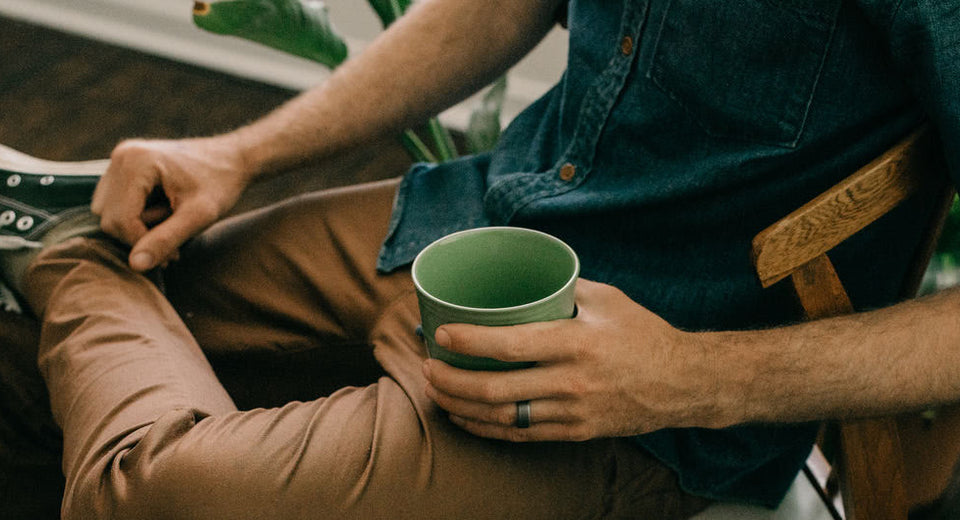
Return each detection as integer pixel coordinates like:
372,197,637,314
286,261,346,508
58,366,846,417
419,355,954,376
702,287,960,426
230,0,562,178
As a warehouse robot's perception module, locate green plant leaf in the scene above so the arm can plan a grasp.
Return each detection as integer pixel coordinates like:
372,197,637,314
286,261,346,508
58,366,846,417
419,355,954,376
366,0,413,28
401,130,437,163
193,0,348,69
465,75,507,154
427,118,458,161
936,195,960,255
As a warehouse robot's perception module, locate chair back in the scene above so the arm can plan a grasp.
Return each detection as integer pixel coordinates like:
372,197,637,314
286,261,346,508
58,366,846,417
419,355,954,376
751,125,955,519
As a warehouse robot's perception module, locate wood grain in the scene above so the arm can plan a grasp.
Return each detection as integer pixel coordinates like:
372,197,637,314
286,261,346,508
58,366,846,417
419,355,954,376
839,418,909,520
791,254,854,320
752,124,953,520
753,127,934,288
791,254,908,519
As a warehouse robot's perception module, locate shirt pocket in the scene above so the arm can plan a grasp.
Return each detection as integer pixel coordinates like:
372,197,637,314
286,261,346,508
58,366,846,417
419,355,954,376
648,0,840,148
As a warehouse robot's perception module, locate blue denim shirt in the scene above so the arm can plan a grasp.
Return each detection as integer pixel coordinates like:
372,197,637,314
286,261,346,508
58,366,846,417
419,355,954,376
379,0,960,507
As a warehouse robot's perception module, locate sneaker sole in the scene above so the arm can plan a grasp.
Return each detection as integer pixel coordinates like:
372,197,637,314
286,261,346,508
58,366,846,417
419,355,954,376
0,144,109,176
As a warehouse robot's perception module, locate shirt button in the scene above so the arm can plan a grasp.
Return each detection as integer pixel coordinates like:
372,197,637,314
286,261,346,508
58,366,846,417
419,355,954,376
620,36,634,56
559,163,576,182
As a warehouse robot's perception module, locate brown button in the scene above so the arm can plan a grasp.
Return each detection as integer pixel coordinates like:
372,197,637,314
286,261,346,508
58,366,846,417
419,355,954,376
559,163,576,182
620,36,634,56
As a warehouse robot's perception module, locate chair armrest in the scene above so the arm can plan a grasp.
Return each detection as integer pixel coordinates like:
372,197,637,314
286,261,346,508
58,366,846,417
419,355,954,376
752,127,937,288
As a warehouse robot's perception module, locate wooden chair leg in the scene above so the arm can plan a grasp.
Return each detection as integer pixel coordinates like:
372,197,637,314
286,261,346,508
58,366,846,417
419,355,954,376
839,418,908,519
791,254,908,519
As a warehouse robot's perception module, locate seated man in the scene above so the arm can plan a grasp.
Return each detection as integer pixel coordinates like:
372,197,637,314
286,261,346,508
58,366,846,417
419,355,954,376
3,0,960,518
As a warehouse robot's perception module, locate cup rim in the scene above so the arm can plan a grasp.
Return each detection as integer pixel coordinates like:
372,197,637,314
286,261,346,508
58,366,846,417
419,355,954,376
411,226,580,314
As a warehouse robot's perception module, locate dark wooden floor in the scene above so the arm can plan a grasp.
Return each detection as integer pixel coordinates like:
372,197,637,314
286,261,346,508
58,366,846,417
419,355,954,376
0,15,413,211
0,15,412,519
0,17,297,160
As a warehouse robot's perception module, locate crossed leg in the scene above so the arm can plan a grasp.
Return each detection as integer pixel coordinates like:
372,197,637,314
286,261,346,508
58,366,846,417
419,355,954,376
22,178,709,519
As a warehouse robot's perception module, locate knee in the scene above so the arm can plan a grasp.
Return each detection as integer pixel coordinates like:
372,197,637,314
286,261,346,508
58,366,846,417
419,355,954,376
61,409,224,520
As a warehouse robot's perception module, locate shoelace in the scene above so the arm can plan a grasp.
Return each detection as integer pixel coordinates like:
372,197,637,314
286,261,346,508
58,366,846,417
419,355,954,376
0,236,42,250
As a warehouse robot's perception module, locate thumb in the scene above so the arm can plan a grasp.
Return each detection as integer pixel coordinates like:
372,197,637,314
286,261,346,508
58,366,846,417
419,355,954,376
128,201,218,271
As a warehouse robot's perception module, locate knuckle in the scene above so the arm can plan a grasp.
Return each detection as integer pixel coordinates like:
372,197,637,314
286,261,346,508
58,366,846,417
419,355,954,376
500,333,535,362
570,336,597,362
195,200,221,223
111,139,147,161
111,222,143,246
495,406,515,426
187,199,222,225
90,198,104,216
113,220,138,239
98,218,121,238
476,381,504,402
562,374,591,397
571,341,589,362
598,281,625,298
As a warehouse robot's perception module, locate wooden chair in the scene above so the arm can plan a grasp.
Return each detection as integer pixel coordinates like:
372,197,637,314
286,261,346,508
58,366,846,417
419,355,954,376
751,125,956,519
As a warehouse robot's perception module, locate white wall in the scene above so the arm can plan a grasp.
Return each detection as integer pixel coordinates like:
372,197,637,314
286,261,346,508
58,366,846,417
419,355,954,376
0,0,568,129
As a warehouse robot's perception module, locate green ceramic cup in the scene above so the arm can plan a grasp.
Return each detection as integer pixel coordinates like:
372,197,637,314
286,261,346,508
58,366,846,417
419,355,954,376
412,227,579,371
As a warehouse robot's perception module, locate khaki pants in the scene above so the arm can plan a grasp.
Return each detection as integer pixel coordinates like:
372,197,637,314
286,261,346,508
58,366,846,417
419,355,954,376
17,178,710,519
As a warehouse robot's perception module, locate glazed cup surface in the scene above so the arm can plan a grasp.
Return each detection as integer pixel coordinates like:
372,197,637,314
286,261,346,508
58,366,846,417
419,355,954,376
412,227,579,370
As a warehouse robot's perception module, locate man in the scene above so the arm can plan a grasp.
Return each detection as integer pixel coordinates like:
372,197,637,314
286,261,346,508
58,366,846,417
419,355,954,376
3,0,960,517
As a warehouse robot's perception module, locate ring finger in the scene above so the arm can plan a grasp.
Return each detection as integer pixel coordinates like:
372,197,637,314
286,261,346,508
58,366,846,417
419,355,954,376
448,415,581,442
425,383,573,426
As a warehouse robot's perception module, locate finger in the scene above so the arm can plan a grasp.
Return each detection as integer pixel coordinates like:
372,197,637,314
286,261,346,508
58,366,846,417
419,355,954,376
101,210,150,248
425,382,574,426
573,277,603,301
90,159,121,215
572,278,624,313
423,359,562,404
94,175,156,246
92,142,148,217
128,200,218,271
90,176,107,216
448,415,592,443
438,320,577,364
140,205,173,226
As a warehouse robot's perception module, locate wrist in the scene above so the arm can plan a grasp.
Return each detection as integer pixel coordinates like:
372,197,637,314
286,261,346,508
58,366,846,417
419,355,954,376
688,329,767,428
217,130,266,184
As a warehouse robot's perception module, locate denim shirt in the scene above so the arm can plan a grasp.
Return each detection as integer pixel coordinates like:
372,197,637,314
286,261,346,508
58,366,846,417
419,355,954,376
379,0,960,507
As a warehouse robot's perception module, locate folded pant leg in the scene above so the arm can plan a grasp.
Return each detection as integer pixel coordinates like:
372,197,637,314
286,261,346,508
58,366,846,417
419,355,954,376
23,236,708,519
163,179,407,407
164,178,409,358
23,238,237,519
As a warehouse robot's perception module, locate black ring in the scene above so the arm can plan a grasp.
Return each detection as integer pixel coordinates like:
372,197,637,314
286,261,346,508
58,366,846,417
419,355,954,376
516,400,531,429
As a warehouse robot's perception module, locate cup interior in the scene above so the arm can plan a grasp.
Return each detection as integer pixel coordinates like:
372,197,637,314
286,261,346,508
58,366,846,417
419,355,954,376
413,228,577,310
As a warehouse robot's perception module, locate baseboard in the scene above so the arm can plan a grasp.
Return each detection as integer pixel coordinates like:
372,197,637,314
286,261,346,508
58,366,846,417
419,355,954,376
0,0,565,130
